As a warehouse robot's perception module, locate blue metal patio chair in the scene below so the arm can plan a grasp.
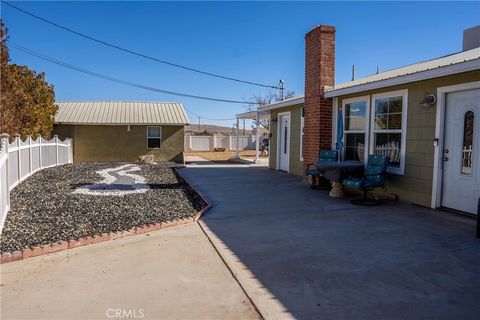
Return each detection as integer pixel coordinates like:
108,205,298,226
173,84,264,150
343,155,390,205
305,150,338,189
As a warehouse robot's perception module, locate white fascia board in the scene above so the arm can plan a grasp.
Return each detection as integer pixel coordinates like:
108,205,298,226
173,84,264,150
257,97,305,112
235,110,258,119
236,96,305,119
235,110,271,120
324,60,480,98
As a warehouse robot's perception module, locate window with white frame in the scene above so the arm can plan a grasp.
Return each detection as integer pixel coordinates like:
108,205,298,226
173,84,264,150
371,90,408,174
343,98,368,162
300,107,304,161
147,126,162,149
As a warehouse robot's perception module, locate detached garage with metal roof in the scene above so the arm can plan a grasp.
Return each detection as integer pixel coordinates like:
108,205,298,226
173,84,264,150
53,101,189,163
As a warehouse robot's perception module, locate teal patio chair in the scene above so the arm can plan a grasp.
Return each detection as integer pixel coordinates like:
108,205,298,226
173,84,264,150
343,155,390,205
305,150,338,189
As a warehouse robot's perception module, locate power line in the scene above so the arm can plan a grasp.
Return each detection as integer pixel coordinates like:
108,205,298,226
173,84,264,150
183,104,237,121
3,1,279,89
8,40,256,106
183,108,236,121
9,41,245,121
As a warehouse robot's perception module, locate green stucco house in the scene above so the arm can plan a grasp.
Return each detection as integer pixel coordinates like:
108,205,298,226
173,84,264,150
244,25,480,215
53,101,189,163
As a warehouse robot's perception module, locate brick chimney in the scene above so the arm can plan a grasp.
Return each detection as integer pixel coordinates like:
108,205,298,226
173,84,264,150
303,25,335,168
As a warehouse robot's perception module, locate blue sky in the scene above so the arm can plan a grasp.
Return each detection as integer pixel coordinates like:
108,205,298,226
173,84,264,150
2,1,479,126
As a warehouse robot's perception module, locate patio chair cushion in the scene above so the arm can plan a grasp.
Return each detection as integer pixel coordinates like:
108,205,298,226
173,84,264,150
343,178,378,189
343,155,390,190
305,150,337,176
319,150,338,162
364,155,390,186
305,169,320,175
343,178,362,189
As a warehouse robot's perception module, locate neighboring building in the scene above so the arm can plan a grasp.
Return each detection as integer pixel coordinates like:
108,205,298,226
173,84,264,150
255,25,480,214
53,101,189,163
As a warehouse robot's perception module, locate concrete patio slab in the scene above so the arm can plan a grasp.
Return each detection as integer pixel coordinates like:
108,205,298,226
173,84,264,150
0,223,260,320
181,165,480,320
184,155,214,165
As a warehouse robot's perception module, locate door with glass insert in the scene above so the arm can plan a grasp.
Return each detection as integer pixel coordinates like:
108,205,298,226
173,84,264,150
442,89,480,214
278,113,290,172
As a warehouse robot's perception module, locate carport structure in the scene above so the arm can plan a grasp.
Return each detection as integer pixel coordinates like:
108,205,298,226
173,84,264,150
235,109,270,163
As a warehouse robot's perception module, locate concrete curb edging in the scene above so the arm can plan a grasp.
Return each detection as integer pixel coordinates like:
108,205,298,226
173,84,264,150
175,167,269,319
1,217,195,264
198,221,295,320
176,166,286,320
174,166,213,220
1,166,213,265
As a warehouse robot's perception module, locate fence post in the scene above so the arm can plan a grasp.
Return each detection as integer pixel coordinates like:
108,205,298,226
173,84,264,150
212,135,217,150
0,133,10,211
69,139,73,163
236,118,240,158
54,135,59,165
28,136,33,175
38,134,42,169
14,134,21,182
228,135,232,151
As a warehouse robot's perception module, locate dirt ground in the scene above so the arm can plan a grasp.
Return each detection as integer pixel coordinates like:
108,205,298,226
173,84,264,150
185,150,268,161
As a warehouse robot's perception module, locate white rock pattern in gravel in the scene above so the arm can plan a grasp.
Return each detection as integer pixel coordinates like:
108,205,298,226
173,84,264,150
73,164,150,196
0,162,206,253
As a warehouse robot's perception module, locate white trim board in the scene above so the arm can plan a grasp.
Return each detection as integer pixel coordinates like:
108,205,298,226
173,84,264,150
325,60,480,98
431,80,480,209
258,97,304,113
331,97,338,150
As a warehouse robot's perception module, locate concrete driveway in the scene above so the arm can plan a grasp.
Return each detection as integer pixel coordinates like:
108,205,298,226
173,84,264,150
181,165,480,320
1,223,259,320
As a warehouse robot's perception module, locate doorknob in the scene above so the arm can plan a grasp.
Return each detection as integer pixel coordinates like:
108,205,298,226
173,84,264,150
443,157,449,161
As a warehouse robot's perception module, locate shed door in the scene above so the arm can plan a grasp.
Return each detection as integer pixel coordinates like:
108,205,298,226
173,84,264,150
441,89,480,214
278,114,290,172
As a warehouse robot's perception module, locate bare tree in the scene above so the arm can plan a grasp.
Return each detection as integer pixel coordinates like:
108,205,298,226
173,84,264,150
244,90,295,131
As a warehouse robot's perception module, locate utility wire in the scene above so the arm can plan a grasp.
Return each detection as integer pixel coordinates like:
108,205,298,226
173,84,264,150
183,104,237,121
184,108,236,121
8,40,257,106
3,1,279,89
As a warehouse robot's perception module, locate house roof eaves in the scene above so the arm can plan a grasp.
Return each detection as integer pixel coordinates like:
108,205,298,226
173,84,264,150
324,59,480,98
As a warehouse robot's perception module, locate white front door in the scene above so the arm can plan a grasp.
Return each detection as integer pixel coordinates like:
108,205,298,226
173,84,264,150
278,113,290,172
441,88,480,214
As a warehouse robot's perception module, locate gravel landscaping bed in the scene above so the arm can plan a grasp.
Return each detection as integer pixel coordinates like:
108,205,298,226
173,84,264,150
0,162,207,253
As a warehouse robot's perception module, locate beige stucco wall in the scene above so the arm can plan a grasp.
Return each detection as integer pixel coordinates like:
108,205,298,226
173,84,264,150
337,70,480,207
269,103,304,176
53,124,185,163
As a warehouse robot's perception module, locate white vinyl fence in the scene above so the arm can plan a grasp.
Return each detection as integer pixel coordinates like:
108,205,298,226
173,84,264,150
0,134,73,232
185,135,255,151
